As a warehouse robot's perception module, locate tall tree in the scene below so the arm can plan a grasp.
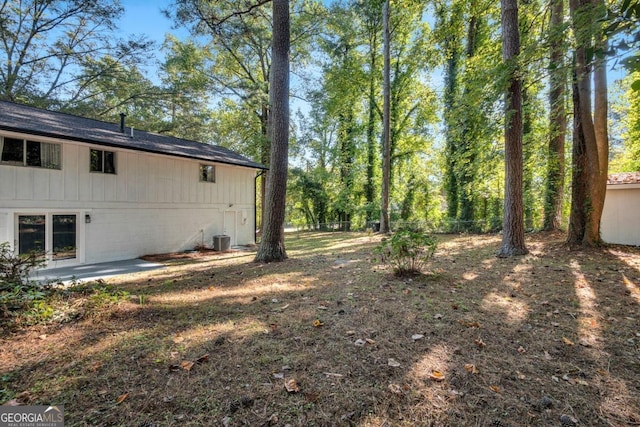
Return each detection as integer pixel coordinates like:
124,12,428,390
517,0,550,231
436,1,464,222
380,0,391,233
157,36,215,141
0,0,151,107
357,0,384,223
64,57,163,128
386,2,437,217
255,0,290,262
318,3,365,231
436,0,500,232
168,0,319,230
169,0,273,227
567,0,609,246
543,0,567,230
567,68,588,244
456,8,483,230
497,0,528,256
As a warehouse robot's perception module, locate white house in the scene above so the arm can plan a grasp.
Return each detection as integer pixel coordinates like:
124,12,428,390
601,172,640,246
0,100,265,269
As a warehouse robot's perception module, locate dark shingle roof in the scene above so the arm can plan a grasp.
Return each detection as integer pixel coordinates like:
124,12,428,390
0,100,266,170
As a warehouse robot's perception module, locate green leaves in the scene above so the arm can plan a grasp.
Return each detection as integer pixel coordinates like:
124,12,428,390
375,230,437,276
601,0,640,89
0,0,151,106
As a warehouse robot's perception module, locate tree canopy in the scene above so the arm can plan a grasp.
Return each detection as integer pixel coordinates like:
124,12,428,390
3,0,639,253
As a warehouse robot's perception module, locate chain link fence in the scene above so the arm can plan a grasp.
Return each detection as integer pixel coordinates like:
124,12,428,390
292,218,504,234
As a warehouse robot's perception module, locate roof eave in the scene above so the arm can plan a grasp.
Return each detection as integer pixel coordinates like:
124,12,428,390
0,125,267,170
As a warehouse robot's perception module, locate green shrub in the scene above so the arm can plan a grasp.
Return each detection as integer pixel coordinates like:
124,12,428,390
375,230,437,276
0,242,46,291
87,285,130,308
0,284,53,325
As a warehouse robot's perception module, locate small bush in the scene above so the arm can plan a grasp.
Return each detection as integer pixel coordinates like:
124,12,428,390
375,230,437,276
0,242,46,291
0,284,54,325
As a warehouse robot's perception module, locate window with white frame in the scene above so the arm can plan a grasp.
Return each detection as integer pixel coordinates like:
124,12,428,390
0,136,61,169
200,164,216,183
90,148,116,174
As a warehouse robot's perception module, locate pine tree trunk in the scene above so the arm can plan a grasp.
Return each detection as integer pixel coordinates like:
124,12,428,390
498,0,528,257
255,0,289,262
543,0,566,231
259,107,269,233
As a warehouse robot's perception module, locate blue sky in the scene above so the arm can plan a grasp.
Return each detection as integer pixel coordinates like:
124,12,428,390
118,0,179,46
117,1,627,95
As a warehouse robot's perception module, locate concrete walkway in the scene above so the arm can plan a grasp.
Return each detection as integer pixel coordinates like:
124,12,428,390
30,259,166,284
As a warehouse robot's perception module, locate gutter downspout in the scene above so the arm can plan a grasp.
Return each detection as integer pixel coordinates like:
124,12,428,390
255,170,266,244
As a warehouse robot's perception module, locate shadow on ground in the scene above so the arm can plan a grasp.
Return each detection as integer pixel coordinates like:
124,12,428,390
1,231,639,426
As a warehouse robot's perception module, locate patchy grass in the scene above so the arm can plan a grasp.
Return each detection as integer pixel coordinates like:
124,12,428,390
1,231,639,427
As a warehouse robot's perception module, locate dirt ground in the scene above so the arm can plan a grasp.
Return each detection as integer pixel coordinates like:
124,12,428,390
1,231,639,427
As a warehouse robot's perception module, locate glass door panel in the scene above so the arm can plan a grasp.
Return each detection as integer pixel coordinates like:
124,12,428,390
52,215,77,260
18,215,46,255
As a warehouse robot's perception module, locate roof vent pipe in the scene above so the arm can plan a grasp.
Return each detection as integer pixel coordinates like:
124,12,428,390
119,113,126,133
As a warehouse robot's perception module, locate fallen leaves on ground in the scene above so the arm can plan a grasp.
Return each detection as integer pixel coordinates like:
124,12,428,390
429,370,446,381
388,383,403,395
459,320,481,328
196,354,209,364
285,379,300,393
464,363,479,374
116,392,129,404
3,232,639,427
180,360,195,371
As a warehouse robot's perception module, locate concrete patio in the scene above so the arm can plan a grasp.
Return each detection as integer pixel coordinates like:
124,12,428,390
30,258,166,284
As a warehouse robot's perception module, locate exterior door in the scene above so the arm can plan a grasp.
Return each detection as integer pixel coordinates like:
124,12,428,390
52,214,77,262
16,213,79,267
223,211,237,246
18,215,46,255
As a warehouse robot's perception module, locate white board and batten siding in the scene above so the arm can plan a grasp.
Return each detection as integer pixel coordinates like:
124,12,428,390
0,135,257,268
601,178,640,247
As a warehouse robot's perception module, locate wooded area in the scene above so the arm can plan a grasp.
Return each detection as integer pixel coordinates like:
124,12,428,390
1,0,639,257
